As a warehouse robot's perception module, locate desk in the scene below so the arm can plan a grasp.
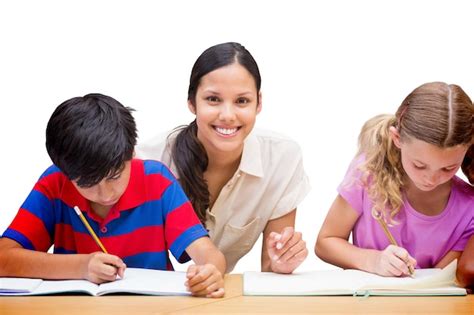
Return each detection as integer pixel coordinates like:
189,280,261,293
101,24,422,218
0,275,472,315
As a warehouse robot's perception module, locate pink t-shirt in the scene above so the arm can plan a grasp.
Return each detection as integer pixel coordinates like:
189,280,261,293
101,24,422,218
338,156,474,268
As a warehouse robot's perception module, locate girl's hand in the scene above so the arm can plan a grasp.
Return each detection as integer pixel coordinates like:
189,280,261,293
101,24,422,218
185,264,224,298
372,245,417,277
83,252,126,284
266,227,308,274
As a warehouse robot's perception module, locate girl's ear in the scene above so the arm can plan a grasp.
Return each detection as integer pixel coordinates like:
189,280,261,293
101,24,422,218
188,100,196,115
257,92,262,114
389,126,402,149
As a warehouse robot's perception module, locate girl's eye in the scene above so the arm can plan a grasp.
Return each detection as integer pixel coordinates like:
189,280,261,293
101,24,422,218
413,164,425,170
207,96,220,103
442,167,456,172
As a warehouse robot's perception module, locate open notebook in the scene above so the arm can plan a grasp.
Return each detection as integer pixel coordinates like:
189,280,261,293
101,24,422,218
0,268,189,296
244,260,466,296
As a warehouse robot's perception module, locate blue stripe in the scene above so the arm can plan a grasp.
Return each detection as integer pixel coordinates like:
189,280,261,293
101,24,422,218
123,251,169,269
53,247,77,254
21,190,55,239
43,199,166,238
39,165,61,180
143,160,177,182
2,229,35,250
170,224,208,263
161,180,189,218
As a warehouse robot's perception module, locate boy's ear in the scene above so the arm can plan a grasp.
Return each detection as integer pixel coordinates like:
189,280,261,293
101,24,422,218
188,100,196,115
389,126,401,149
256,92,262,114
133,150,136,158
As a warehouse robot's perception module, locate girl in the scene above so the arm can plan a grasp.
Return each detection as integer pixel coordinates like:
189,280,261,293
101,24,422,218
137,42,310,273
315,82,474,277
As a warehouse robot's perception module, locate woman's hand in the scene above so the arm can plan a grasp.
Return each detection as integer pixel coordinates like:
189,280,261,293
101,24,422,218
266,226,308,274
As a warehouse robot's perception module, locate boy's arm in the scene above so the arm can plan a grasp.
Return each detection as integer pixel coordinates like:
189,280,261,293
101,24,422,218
0,237,125,283
184,237,226,298
457,235,474,288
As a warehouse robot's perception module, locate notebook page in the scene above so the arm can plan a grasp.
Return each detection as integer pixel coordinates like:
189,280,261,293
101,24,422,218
356,260,458,291
0,278,42,293
97,268,189,296
32,279,99,296
244,269,360,295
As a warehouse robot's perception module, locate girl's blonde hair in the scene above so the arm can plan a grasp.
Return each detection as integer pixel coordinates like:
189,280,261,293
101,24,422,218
357,82,474,224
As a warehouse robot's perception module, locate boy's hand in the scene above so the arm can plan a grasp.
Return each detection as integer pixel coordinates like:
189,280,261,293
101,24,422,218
266,227,308,274
373,245,417,277
185,264,224,298
83,252,126,284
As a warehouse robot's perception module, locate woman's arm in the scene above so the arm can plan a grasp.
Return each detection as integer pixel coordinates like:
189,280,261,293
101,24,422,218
315,194,415,276
261,209,308,273
185,237,226,298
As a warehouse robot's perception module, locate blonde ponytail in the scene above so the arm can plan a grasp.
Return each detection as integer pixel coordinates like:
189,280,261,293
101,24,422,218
357,114,404,224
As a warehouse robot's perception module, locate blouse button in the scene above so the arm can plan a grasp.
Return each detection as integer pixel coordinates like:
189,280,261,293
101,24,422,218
100,227,107,233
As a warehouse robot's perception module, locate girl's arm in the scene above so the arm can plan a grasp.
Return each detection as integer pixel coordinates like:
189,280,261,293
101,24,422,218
456,235,474,288
185,237,226,298
261,209,308,273
0,238,125,283
315,194,415,276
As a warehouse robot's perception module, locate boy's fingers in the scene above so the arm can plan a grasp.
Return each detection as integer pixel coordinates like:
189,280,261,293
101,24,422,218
187,266,212,287
190,278,219,295
207,287,225,298
186,265,198,279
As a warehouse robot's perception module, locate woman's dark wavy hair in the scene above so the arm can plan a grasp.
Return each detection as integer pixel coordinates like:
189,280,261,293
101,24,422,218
172,42,261,226
46,93,137,187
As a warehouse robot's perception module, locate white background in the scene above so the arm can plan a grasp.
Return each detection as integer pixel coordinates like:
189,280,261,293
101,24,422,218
0,0,472,273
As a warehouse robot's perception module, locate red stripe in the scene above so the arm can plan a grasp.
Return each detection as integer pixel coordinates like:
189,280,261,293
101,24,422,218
33,172,65,200
33,172,89,211
74,226,166,257
9,209,51,251
165,202,201,245
54,223,77,251
145,173,171,201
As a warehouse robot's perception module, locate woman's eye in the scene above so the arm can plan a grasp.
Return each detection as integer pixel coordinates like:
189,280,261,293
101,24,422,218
236,98,250,105
207,96,220,103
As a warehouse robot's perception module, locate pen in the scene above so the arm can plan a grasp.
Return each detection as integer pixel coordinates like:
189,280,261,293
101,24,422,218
73,206,108,254
376,214,415,277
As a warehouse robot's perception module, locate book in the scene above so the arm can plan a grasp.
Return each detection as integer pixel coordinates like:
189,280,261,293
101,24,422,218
244,260,466,296
0,268,189,296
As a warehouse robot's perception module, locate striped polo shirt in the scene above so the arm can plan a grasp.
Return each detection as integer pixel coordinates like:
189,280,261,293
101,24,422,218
2,159,208,270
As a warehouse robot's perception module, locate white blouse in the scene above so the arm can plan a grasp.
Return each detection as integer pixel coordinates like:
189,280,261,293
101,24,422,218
136,129,311,272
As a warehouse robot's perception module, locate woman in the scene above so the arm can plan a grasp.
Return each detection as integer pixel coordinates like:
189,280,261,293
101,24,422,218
137,42,310,273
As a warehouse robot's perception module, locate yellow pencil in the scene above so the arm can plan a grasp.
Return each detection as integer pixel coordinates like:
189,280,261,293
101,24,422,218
376,214,415,277
74,206,108,254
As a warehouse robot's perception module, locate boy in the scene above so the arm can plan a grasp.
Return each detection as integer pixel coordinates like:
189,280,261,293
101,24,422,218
0,94,226,298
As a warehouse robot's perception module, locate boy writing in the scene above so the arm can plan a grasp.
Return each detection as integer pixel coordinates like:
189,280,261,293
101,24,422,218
0,93,226,297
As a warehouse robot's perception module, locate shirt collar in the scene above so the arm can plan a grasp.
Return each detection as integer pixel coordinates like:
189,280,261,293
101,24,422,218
63,159,146,223
239,130,264,178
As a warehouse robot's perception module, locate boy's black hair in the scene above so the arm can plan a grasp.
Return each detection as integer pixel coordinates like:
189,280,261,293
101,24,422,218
46,93,137,187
